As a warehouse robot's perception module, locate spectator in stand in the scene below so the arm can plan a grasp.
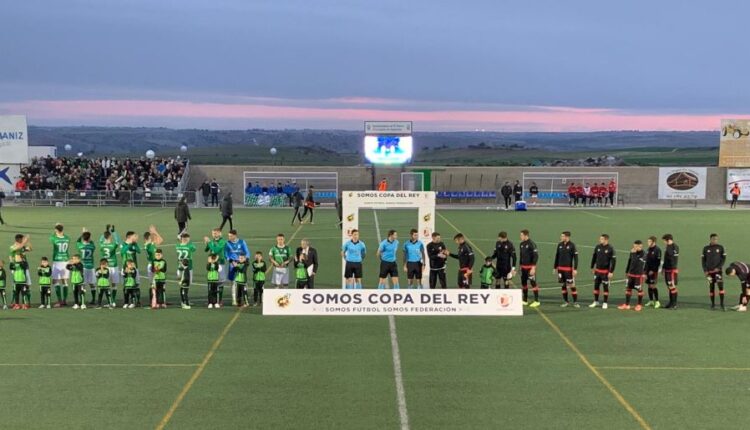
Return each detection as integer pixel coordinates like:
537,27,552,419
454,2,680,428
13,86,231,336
15,177,27,191
377,178,388,192
201,180,211,207
513,180,523,202
528,182,539,206
730,183,741,208
219,192,234,231
608,179,617,207
209,178,220,206
500,182,512,209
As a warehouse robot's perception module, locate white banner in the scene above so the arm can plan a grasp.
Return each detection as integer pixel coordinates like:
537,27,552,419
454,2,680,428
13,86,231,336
727,169,750,201
0,165,20,192
263,289,523,316
0,115,29,164
364,121,412,135
658,167,707,200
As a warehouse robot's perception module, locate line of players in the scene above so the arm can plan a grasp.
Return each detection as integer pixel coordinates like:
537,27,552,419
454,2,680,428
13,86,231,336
0,223,314,310
342,228,750,312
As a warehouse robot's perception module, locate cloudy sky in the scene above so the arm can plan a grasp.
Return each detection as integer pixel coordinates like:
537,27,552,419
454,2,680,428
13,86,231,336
1,0,748,131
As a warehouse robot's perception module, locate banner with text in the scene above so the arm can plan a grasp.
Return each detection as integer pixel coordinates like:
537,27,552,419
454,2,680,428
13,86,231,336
263,289,523,316
726,169,750,201
719,119,750,167
0,165,20,192
658,167,707,200
0,115,29,164
364,121,412,135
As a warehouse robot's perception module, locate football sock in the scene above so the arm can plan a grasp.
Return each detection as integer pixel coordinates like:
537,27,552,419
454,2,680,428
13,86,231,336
532,286,539,301
54,285,62,302
562,288,568,302
62,285,69,302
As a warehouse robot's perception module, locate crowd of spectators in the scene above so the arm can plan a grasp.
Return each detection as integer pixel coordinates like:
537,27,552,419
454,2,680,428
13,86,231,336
245,181,300,197
15,156,187,192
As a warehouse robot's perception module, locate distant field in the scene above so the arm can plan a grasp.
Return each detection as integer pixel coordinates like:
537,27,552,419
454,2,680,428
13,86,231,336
1,206,747,429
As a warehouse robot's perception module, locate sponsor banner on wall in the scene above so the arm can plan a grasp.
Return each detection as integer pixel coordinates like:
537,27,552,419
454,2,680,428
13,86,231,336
0,164,20,192
263,289,523,316
726,169,750,201
0,115,29,164
658,167,707,200
364,121,412,135
719,119,750,167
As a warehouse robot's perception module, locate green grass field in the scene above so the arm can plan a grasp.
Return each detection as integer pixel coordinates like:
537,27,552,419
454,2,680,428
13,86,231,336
1,205,748,429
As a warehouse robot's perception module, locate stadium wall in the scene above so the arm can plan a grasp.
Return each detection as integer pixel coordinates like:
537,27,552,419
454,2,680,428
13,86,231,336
190,165,729,205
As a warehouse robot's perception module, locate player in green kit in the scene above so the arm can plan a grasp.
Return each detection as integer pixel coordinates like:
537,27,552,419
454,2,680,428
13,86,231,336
252,252,266,306
203,228,227,300
176,233,196,305
269,234,291,290
95,259,113,309
0,260,7,309
50,224,71,307
233,255,249,307
121,260,138,309
120,232,141,306
99,231,120,305
10,254,30,309
38,257,52,309
152,249,167,309
76,229,97,305
143,226,164,307
9,234,32,306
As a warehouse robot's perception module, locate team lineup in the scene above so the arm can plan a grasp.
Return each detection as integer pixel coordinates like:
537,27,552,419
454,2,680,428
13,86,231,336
342,228,750,312
1,220,749,312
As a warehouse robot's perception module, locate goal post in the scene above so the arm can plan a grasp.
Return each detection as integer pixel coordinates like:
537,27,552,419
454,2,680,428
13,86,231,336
401,172,425,191
341,191,436,288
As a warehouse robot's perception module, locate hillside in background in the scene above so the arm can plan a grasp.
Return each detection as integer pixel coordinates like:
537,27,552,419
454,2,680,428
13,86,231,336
27,126,720,166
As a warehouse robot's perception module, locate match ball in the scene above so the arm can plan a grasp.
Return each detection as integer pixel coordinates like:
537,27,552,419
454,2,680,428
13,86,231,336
76,152,83,157
270,147,277,155
64,144,72,151
146,150,155,159
180,145,188,153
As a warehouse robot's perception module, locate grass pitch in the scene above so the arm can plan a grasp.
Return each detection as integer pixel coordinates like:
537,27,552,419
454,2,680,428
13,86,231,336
0,205,748,429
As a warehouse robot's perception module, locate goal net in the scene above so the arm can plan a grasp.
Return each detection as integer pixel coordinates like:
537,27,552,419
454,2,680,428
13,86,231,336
242,171,338,207
521,171,619,205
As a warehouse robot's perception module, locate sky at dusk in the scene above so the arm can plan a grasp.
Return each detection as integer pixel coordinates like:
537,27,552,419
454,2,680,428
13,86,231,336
2,0,749,131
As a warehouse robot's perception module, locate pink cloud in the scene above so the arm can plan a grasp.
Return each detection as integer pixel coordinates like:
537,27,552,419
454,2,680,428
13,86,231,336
0,98,740,131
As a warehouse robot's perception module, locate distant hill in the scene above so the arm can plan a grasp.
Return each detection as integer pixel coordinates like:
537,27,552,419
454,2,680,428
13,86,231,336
27,126,720,166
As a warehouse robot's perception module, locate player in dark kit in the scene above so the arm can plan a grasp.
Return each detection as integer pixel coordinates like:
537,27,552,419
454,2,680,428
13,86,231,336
518,229,540,307
619,240,647,311
702,233,727,310
725,261,750,312
490,231,516,289
588,234,616,309
554,231,579,307
644,236,662,308
662,234,680,309
426,233,448,289
450,234,475,289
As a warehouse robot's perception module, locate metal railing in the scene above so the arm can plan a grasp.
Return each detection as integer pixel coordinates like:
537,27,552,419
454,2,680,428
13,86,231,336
8,190,198,207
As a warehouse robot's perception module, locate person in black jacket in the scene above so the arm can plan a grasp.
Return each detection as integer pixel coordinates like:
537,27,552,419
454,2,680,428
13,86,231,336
702,233,726,310
644,236,662,308
219,193,234,231
725,261,750,312
291,189,304,226
554,231,579,307
661,234,679,309
0,190,5,225
299,186,315,224
426,232,448,289
513,180,523,202
449,233,475,289
200,180,211,207
500,182,512,209
620,240,647,311
490,231,516,289
519,229,540,306
174,197,191,236
209,179,220,207
295,239,318,289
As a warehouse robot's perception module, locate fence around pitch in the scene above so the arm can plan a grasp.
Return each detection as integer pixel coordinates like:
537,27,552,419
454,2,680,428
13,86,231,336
8,190,199,207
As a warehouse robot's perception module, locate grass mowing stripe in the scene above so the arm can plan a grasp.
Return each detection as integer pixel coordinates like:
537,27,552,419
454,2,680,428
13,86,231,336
597,366,750,372
437,211,652,430
373,210,411,430
155,309,242,430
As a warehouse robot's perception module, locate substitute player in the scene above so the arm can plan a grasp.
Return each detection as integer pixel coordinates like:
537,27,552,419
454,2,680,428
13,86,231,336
519,229,540,307
644,236,662,308
725,262,750,312
50,224,71,307
702,233,727,310
426,233,448,289
588,234,616,309
619,240,647,311
377,230,400,290
490,231,516,289
662,234,679,309
403,229,426,289
342,229,366,289
269,233,292,290
449,233,475,289
554,231,579,307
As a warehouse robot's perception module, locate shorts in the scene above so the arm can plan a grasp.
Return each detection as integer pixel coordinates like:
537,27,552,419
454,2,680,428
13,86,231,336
557,270,574,285
219,264,226,282
494,266,512,281
707,272,723,284
272,267,289,285
520,267,536,287
406,262,423,280
84,269,96,285
645,269,658,285
626,275,644,290
344,262,363,279
664,269,678,286
109,267,121,284
379,261,398,278
52,262,69,280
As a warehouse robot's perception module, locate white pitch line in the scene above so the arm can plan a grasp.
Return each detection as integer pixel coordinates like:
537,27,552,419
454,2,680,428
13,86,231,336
374,210,410,430
582,210,609,220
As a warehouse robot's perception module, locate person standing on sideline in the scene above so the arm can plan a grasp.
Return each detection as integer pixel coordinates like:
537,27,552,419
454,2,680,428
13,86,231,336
607,179,617,207
730,183,741,208
295,239,318,289
500,182,513,209
0,189,5,225
291,188,304,225
377,178,388,191
200,180,211,207
209,178,220,207
219,192,234,231
528,182,539,206
426,232,448,289
513,180,523,202
342,230,366,289
174,197,191,237
300,186,316,224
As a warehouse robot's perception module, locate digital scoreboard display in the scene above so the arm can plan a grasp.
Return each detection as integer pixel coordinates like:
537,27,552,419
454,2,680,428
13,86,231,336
364,135,413,165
